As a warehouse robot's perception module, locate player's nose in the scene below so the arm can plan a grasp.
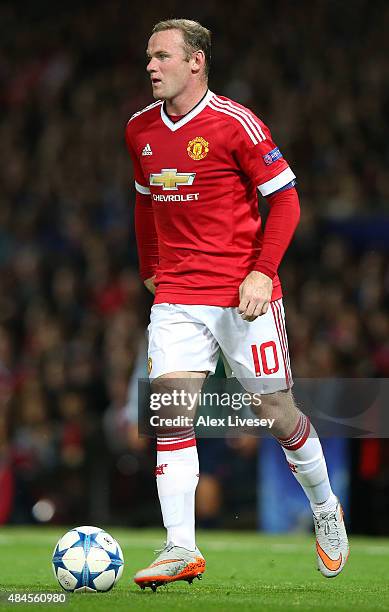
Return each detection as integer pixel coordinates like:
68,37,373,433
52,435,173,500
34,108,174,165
147,57,158,73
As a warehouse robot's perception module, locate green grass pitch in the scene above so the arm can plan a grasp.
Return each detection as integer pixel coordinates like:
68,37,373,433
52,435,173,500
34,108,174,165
0,528,388,611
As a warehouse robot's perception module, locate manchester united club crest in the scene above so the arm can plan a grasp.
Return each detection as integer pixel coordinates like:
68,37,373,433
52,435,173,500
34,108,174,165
187,136,209,161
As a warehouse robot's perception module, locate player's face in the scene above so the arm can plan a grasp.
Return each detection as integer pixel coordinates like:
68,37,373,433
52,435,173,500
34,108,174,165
146,30,193,101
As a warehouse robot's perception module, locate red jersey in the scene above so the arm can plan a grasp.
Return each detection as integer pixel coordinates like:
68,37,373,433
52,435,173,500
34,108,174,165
125,90,296,306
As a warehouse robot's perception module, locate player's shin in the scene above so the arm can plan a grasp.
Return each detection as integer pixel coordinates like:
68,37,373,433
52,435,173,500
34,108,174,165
156,429,199,551
277,413,336,508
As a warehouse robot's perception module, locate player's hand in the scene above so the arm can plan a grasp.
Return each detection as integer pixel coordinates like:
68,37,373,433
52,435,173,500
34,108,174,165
144,275,156,295
238,271,272,321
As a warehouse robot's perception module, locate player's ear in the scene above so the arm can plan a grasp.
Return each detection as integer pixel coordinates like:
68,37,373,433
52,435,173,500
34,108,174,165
191,50,205,75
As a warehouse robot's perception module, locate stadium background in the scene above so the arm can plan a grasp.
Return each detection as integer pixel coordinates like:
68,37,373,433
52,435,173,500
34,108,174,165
0,0,388,535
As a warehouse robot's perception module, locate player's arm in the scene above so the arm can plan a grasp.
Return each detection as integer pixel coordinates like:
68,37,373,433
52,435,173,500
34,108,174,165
253,184,300,280
125,126,159,294
239,185,300,320
233,117,299,320
135,191,159,294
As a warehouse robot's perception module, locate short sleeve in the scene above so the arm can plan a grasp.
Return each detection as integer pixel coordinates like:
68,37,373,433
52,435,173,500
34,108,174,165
233,115,296,197
125,123,150,195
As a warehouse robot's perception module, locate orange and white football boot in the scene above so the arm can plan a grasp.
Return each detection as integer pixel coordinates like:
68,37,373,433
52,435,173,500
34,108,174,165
134,542,205,591
314,500,349,577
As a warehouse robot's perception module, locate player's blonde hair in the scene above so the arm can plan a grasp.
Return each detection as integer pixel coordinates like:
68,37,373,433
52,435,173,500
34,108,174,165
152,19,211,78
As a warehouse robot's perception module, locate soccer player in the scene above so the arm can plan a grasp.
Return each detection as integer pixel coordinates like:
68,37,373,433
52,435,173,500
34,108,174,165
125,19,349,590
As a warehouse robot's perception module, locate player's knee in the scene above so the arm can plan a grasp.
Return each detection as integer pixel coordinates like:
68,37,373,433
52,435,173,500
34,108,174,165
250,390,279,417
251,389,294,421
149,376,201,437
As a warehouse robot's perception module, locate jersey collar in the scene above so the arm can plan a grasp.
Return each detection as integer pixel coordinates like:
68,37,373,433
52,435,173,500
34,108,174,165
161,90,214,132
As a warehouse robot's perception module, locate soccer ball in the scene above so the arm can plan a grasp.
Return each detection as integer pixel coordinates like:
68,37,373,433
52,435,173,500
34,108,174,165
52,526,124,593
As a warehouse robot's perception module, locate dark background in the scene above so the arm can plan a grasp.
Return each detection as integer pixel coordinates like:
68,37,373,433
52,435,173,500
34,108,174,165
0,0,388,532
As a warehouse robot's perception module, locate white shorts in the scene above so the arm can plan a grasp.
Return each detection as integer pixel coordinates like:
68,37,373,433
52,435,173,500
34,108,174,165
147,299,292,394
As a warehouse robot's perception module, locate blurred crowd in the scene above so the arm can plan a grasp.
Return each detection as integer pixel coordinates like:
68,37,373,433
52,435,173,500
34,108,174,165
0,0,388,530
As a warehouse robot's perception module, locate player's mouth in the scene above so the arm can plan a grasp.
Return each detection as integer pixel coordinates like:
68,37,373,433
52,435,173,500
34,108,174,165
151,78,162,86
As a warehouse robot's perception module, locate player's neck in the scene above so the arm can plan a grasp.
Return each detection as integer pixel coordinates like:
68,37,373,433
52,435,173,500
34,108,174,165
165,84,208,117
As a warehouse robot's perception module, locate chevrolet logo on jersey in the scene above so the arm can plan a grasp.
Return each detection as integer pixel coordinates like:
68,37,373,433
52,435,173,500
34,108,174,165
150,169,196,190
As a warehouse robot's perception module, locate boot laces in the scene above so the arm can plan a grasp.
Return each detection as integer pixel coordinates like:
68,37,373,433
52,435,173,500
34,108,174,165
316,510,340,548
154,541,174,556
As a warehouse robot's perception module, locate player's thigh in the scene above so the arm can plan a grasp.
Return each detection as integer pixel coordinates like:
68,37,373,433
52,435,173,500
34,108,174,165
216,299,292,394
148,303,219,380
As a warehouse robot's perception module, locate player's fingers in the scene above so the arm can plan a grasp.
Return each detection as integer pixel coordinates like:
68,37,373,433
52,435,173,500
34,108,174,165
240,299,256,318
245,302,257,318
261,301,270,315
241,300,260,320
243,301,263,322
251,302,264,319
255,301,265,315
238,297,250,314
